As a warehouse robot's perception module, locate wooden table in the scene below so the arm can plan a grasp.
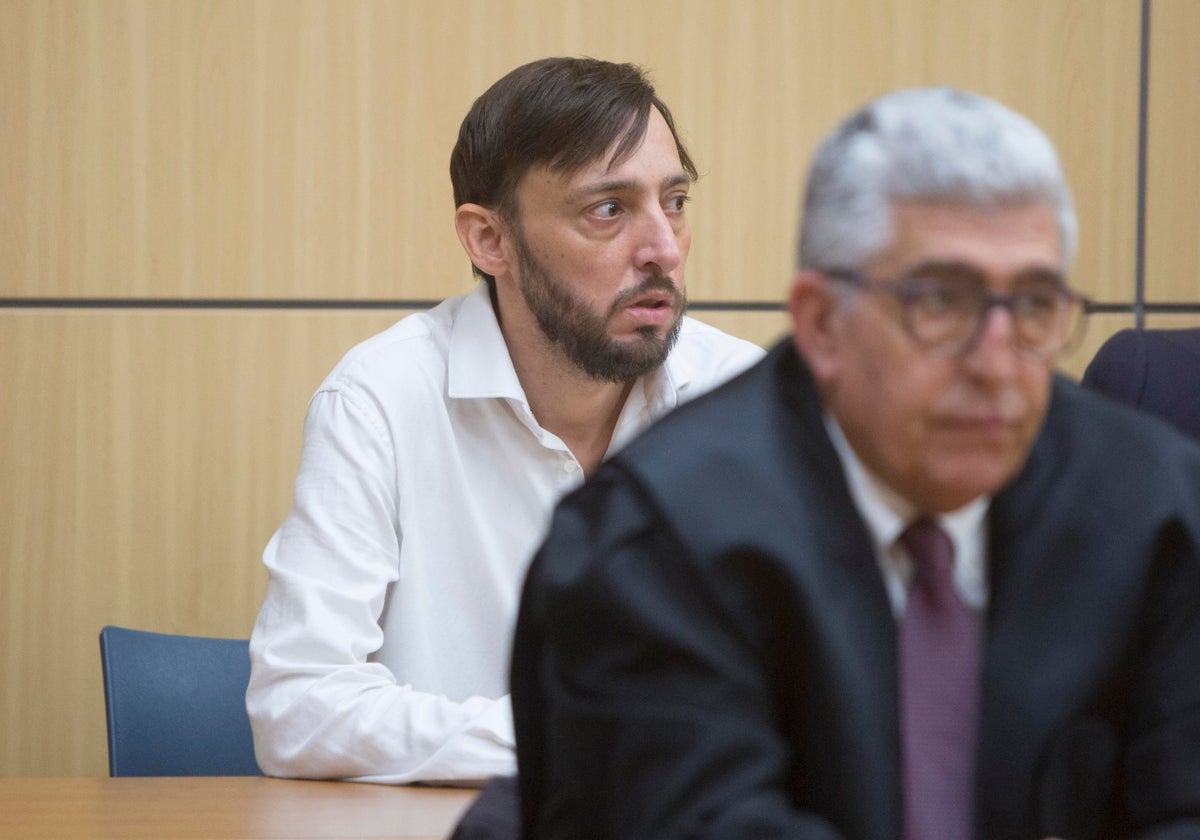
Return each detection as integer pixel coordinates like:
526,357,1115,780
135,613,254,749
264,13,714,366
0,776,479,839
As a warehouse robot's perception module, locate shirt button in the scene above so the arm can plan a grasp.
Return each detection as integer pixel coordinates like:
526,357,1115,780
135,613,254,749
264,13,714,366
562,460,579,474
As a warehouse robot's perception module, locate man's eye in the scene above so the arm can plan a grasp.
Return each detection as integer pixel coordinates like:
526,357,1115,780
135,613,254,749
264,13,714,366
592,201,621,219
910,285,974,314
666,194,690,213
1014,290,1061,317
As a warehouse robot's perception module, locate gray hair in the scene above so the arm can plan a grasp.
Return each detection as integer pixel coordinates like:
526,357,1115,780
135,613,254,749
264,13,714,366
797,87,1077,273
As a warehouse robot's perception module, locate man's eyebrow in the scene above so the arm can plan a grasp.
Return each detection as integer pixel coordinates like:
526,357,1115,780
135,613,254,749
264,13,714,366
566,173,691,203
1012,266,1069,284
902,259,1066,283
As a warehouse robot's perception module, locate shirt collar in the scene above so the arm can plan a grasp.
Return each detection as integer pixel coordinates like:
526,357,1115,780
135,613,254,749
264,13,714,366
658,328,698,404
447,282,529,403
824,413,989,611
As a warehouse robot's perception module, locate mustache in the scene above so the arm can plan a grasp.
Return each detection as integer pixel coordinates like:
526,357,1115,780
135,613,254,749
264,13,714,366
607,274,686,317
937,392,1030,422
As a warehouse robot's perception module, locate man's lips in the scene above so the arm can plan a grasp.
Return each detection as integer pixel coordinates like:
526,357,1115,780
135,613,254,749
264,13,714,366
937,412,1019,433
616,288,681,327
628,289,674,308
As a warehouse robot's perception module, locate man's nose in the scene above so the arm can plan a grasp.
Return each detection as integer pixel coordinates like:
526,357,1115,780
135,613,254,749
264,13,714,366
962,305,1022,380
634,207,686,277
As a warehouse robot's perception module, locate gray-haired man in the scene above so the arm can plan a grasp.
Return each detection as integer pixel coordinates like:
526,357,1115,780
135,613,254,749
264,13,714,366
512,88,1200,839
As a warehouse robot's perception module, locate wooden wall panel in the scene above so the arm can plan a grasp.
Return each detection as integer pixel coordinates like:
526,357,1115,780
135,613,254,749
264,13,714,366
3,0,1139,304
1145,0,1200,303
0,310,404,775
0,299,1133,776
679,0,1141,304
0,305,782,776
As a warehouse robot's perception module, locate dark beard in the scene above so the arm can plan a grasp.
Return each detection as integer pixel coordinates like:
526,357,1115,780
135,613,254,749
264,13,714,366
513,231,685,384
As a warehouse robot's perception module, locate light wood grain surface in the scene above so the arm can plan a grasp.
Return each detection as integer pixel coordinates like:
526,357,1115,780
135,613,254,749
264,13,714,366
0,777,477,840
1,0,1141,303
1146,0,1200,303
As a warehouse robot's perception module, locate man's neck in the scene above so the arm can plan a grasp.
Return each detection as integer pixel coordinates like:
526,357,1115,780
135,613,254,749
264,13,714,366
523,362,633,477
495,288,634,476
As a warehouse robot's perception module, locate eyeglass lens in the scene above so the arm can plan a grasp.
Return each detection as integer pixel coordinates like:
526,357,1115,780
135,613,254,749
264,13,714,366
899,267,1080,355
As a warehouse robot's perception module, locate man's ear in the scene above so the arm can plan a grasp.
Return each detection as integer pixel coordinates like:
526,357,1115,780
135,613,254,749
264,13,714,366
454,203,510,279
788,269,842,384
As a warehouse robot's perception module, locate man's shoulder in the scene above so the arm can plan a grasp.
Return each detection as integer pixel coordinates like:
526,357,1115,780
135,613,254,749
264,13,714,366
319,292,473,392
651,337,796,432
567,342,848,564
674,314,768,360
1009,375,1200,516
1047,374,1200,465
665,315,768,394
616,342,825,508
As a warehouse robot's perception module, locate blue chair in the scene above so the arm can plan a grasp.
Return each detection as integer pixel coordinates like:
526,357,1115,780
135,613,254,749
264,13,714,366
1082,327,1200,441
99,625,262,776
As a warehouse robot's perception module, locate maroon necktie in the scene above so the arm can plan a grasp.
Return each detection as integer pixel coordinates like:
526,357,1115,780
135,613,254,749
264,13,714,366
898,517,980,840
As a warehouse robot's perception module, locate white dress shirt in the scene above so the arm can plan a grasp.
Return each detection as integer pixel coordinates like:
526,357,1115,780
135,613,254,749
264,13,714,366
247,282,764,785
823,415,989,616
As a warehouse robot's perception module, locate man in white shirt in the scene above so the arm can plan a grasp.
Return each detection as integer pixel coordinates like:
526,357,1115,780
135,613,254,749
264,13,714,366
245,56,763,786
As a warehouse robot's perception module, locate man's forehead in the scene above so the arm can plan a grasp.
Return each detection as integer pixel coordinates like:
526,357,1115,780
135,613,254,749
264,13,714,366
525,111,687,197
877,199,1064,277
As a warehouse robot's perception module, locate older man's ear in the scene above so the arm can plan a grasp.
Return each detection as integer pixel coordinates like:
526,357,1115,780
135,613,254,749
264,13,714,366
789,269,842,386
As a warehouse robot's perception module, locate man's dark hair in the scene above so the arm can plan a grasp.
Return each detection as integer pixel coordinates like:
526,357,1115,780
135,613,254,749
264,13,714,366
450,57,697,283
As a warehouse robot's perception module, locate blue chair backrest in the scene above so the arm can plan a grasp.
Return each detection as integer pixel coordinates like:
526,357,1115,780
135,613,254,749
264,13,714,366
1082,328,1200,441
99,625,262,776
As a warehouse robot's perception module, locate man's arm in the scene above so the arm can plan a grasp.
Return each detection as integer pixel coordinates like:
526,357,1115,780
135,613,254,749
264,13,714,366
512,472,844,839
247,387,514,784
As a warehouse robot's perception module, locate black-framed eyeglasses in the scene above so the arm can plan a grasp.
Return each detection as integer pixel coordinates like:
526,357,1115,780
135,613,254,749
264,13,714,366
824,266,1092,359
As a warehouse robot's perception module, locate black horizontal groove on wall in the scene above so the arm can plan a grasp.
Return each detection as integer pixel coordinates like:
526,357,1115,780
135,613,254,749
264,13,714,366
0,297,790,312
2,299,1198,314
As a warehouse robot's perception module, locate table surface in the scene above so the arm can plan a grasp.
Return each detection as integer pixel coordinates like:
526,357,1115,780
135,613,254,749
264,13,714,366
0,776,479,839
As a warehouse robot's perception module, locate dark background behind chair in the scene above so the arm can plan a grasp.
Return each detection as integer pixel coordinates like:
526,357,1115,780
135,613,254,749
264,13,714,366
1082,328,1200,441
99,625,262,776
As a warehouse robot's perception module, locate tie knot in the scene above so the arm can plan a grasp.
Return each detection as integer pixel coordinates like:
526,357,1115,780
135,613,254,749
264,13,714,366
899,517,955,586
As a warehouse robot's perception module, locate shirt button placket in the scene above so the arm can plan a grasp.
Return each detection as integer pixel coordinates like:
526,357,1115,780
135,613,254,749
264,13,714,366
561,459,579,482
